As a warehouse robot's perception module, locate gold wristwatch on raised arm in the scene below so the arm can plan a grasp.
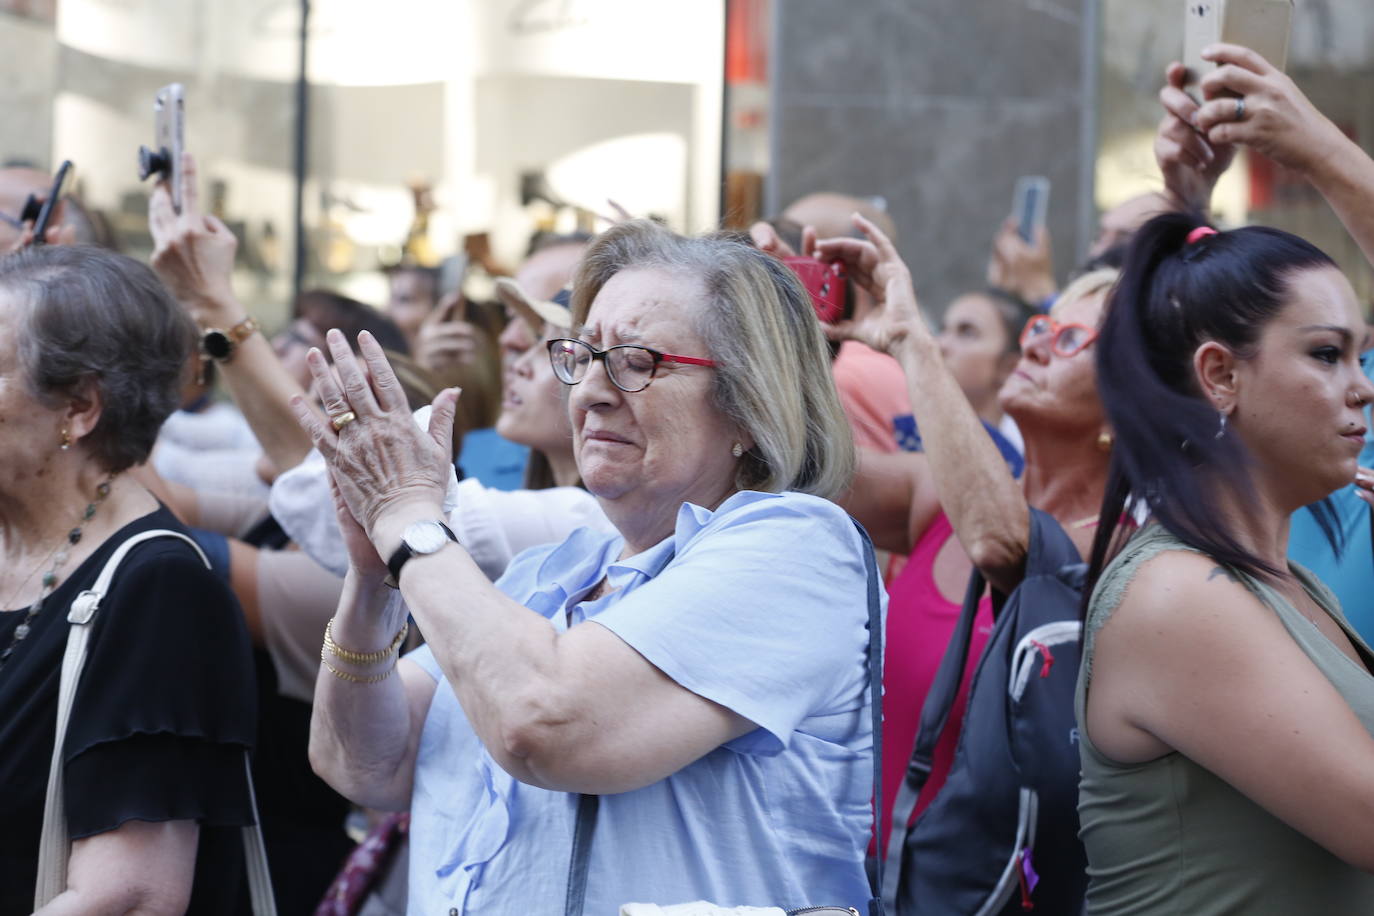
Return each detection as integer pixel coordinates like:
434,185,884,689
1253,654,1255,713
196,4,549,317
200,314,260,363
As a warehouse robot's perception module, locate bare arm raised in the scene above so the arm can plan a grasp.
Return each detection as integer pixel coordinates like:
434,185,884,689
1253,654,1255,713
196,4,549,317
816,216,1030,594
149,153,313,477
1160,44,1374,269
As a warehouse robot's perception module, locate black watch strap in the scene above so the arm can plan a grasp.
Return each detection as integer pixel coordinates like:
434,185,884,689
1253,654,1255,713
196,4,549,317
385,520,458,588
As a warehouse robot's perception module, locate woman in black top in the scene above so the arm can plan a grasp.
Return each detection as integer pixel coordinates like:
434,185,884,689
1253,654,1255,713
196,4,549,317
0,244,256,913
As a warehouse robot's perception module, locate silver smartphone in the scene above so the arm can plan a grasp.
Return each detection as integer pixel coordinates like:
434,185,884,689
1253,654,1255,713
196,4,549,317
138,83,186,213
1012,176,1051,245
1184,0,1293,99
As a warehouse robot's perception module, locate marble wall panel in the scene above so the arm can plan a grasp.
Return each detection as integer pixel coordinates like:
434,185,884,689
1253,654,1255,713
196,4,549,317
771,0,1093,314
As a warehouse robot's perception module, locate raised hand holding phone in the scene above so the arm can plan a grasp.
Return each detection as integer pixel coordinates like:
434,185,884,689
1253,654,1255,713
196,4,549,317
138,84,186,214
1191,44,1350,177
148,151,239,324
813,213,927,357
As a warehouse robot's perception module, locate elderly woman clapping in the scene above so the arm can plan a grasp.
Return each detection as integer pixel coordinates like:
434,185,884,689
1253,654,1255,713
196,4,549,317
298,220,877,912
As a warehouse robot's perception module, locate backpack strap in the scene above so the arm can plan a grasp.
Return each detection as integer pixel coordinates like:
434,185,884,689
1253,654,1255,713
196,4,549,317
855,521,886,916
34,529,277,916
563,520,886,916
880,565,984,910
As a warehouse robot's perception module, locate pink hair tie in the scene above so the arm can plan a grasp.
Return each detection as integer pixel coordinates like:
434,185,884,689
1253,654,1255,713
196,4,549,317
1186,226,1219,245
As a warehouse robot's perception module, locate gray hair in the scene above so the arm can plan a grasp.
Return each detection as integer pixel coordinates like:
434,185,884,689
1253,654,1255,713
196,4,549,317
570,220,855,499
1,245,197,472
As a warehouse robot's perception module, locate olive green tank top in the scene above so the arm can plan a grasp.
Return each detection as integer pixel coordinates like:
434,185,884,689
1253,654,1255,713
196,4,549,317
1076,524,1374,915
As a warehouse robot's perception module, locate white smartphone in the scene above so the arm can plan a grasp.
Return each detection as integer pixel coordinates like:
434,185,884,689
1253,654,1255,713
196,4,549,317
138,83,186,213
1184,0,1293,99
1012,176,1051,245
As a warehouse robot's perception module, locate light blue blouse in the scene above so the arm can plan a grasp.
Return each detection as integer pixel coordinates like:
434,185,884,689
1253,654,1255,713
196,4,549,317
404,490,877,915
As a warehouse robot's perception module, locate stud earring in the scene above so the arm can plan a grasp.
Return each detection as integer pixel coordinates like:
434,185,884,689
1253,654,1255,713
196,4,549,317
731,442,744,458
1096,432,1113,452
60,428,71,451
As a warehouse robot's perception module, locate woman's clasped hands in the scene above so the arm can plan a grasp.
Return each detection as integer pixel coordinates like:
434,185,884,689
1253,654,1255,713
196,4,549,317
289,329,460,578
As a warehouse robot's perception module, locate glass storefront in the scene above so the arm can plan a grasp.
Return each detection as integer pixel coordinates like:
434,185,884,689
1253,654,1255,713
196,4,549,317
0,0,725,326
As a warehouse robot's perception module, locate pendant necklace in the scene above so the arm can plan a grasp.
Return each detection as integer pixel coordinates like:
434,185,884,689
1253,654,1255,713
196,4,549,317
0,476,115,675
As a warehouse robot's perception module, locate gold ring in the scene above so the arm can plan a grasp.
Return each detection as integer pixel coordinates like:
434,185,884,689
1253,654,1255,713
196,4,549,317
330,410,357,431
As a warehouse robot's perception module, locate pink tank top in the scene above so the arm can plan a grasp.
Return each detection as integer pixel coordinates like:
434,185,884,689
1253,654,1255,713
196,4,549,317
877,511,994,856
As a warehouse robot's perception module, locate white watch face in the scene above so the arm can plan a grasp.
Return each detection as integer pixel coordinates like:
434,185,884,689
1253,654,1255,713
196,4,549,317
403,520,451,555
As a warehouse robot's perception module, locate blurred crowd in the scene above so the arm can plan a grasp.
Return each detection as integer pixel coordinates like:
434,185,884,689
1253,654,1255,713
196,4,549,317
3,34,1374,916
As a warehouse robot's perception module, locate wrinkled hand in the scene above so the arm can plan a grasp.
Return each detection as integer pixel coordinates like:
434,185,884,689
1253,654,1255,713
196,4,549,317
415,292,481,373
290,328,459,544
813,213,926,356
327,467,389,580
1157,61,1237,212
149,152,238,323
1192,44,1347,178
987,218,1056,305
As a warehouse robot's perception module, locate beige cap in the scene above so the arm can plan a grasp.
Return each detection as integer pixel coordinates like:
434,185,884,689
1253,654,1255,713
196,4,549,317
495,277,573,335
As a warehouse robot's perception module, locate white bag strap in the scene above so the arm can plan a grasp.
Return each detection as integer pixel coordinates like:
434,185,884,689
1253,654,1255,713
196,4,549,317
35,529,277,915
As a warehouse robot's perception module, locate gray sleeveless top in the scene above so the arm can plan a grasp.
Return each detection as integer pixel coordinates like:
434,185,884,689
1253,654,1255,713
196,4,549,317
1076,524,1374,915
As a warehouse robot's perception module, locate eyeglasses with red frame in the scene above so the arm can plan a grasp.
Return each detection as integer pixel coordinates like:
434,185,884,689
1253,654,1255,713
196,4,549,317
546,337,718,393
1019,315,1099,358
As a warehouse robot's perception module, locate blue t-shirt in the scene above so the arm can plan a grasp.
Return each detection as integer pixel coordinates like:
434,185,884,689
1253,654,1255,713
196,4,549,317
404,490,877,914
1289,350,1374,642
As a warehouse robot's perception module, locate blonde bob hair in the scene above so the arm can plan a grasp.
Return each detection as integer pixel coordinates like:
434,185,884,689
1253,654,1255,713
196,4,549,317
569,220,855,500
1051,268,1120,319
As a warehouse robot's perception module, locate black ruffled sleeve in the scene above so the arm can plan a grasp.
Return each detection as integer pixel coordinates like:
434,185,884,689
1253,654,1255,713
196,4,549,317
61,538,257,838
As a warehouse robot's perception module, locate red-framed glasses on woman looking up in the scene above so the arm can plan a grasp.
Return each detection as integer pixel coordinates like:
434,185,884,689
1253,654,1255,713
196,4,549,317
547,337,718,393
1019,315,1099,358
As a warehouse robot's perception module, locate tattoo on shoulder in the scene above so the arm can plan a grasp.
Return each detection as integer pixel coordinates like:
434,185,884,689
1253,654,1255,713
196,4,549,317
1207,566,1240,584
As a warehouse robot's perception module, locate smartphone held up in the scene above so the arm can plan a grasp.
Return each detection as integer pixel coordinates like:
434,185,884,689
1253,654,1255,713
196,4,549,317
1012,176,1050,245
137,83,186,213
1182,0,1293,99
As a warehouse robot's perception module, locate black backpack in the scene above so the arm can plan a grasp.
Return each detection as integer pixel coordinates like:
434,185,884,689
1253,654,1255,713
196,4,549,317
881,508,1088,915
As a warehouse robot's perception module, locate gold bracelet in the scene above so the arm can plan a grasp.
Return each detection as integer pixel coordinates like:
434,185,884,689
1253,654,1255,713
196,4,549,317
321,652,397,685
324,618,408,665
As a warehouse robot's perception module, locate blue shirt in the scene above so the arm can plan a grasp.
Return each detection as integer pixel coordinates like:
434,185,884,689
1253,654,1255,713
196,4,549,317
456,427,529,492
1289,350,1374,642
404,490,877,914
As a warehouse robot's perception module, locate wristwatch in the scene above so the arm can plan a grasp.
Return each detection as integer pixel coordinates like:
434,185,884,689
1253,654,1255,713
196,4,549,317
201,315,260,363
385,519,459,588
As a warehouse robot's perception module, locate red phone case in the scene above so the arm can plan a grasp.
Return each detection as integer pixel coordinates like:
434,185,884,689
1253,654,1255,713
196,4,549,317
783,256,847,325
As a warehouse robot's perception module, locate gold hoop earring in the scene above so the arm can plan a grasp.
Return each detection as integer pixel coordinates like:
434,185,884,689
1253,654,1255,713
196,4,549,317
731,442,744,458
1096,432,1113,452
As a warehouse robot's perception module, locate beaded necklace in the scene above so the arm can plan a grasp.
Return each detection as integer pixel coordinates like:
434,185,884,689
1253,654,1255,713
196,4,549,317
0,476,115,675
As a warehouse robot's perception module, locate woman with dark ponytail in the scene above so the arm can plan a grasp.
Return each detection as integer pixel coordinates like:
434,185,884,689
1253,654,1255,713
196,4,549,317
1077,214,1374,909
